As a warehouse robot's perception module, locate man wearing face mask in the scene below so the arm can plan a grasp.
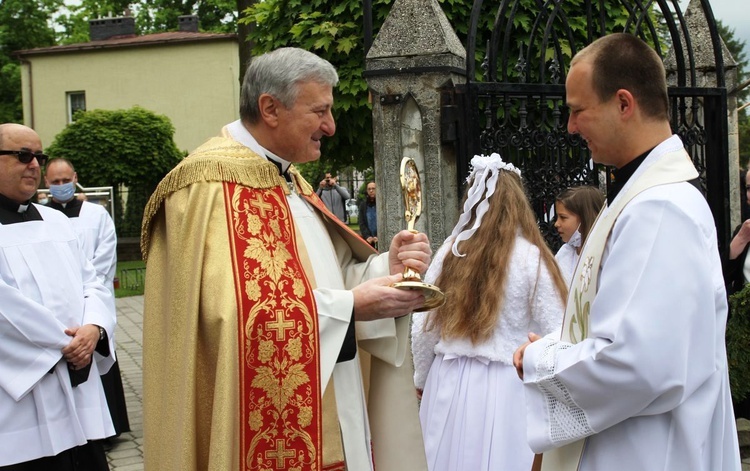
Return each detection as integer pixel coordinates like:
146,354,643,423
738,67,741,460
45,159,118,293
45,158,130,440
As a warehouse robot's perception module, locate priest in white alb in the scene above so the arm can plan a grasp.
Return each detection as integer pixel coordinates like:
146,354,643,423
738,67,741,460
513,33,741,471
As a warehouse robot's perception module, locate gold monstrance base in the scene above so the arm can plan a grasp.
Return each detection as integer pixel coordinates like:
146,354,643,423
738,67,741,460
392,279,445,312
393,156,446,312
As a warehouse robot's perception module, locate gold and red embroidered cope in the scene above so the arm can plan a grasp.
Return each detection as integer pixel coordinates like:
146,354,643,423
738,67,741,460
224,183,323,470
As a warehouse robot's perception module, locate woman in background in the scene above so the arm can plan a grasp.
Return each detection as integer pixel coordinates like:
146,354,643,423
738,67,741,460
358,181,378,248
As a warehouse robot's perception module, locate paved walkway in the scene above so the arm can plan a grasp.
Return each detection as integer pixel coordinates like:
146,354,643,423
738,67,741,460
106,296,144,471
105,295,750,471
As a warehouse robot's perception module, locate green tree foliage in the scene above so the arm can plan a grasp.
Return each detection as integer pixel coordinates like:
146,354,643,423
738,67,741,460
728,284,750,405
0,0,60,122
240,0,641,171
54,0,131,44
295,160,328,189
740,121,750,170
55,0,237,45
241,0,379,171
46,106,183,236
140,0,238,34
717,21,748,107
716,20,750,170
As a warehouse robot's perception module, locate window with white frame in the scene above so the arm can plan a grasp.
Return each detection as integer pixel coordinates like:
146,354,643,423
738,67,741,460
67,91,86,123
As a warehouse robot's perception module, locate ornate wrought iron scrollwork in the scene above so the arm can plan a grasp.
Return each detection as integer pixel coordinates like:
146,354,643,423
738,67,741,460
455,0,729,250
549,57,561,84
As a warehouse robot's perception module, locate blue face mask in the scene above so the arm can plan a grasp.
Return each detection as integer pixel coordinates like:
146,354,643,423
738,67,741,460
49,182,76,202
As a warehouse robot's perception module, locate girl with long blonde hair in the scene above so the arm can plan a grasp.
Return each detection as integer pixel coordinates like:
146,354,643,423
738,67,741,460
411,153,567,471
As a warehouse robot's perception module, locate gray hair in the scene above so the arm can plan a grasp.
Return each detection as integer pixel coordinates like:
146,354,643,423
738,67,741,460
239,47,339,124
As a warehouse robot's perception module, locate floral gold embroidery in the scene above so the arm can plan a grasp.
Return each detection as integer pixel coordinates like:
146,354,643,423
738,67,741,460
258,340,275,364
286,337,302,361
298,405,313,428
252,362,310,412
569,256,595,343
227,184,322,470
570,288,590,344
249,410,263,431
580,256,594,292
270,218,282,238
247,213,262,235
244,238,292,283
293,279,306,299
245,278,261,302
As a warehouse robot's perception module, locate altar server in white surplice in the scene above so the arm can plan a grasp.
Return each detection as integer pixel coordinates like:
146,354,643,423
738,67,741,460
45,158,117,295
0,123,115,470
513,33,741,471
45,157,130,439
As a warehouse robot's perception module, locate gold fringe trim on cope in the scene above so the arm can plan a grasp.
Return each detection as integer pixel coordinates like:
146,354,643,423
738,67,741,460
140,136,313,260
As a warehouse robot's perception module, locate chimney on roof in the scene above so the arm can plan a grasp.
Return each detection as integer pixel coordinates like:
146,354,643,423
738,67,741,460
89,16,136,41
178,15,199,33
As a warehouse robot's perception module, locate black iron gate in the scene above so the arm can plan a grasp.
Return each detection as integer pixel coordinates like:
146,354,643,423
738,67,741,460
448,0,730,252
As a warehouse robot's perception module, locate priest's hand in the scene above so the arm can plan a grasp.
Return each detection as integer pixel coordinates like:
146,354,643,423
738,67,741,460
388,230,431,276
352,274,425,321
62,324,100,369
513,332,541,380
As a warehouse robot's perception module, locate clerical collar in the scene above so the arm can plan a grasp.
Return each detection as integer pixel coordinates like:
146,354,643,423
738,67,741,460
0,193,42,224
0,192,32,213
264,149,291,175
49,197,80,208
225,119,293,185
48,197,83,218
607,147,654,205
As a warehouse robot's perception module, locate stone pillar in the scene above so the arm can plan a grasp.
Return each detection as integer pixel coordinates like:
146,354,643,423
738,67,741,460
664,0,740,229
364,0,466,253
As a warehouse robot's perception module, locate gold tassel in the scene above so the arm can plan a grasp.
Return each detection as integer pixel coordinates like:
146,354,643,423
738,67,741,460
141,137,290,260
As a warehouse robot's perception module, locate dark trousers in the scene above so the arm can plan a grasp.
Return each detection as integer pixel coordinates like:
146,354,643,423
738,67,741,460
100,361,130,436
0,441,109,471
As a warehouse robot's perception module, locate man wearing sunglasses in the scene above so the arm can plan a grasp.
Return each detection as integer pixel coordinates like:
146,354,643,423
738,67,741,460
0,123,116,470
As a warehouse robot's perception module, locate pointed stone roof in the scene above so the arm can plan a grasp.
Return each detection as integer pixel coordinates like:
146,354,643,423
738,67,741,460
664,0,736,75
367,0,465,60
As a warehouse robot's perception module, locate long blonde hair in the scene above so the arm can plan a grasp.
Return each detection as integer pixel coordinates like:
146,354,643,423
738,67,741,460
426,170,568,344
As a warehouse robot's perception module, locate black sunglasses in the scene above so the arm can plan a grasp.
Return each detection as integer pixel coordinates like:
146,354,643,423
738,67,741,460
0,150,49,166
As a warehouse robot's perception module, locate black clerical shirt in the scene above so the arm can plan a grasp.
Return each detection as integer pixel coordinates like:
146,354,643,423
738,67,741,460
606,149,652,205
0,193,106,386
606,146,702,206
46,197,83,218
0,193,42,224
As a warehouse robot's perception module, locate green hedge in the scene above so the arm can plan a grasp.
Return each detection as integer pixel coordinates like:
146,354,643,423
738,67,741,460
728,284,750,404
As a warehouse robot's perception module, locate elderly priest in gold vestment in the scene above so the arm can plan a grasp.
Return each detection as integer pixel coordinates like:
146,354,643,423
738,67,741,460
140,47,430,470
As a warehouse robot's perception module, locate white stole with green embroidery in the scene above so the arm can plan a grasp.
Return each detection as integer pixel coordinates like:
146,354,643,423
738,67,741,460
540,146,698,471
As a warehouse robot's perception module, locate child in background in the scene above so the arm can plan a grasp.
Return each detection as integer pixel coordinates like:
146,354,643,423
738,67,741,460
412,153,567,471
554,185,604,285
